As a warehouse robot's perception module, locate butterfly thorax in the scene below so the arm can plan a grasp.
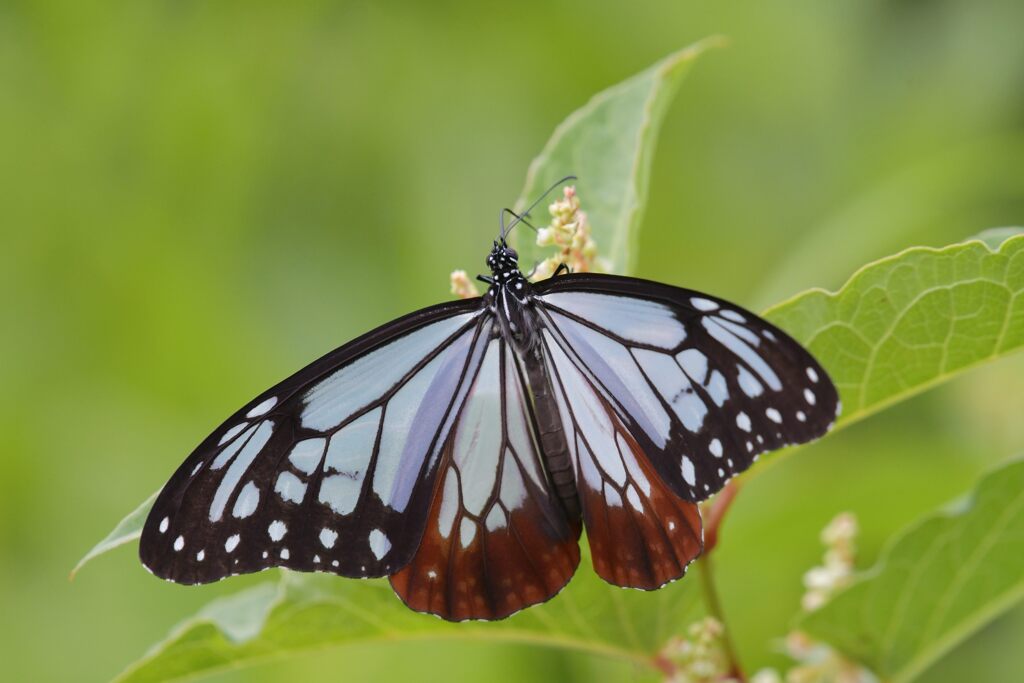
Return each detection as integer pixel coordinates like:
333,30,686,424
484,242,535,347
482,242,580,519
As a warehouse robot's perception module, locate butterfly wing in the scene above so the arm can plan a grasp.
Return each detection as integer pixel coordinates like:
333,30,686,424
538,324,703,589
140,298,493,583
390,336,580,621
535,273,839,503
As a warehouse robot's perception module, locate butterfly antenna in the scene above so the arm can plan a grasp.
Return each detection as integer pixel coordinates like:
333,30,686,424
501,175,577,242
502,208,539,236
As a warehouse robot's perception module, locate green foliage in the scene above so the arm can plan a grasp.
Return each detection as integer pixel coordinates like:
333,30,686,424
115,551,702,683
766,234,1024,428
71,490,155,579
513,37,725,275
801,458,1024,683
69,40,1024,682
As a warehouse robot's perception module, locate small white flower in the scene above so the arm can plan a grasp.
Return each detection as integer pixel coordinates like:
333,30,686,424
449,270,480,299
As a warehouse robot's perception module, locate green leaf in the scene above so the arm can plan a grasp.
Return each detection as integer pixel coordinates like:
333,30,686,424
116,548,704,682
764,234,1024,428
974,226,1024,250
513,37,726,275
70,489,157,579
800,457,1024,683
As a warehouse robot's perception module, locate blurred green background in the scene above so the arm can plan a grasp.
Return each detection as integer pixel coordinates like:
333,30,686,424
3,1,1024,681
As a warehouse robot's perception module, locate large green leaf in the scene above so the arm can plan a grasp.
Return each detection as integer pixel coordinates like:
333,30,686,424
800,457,1024,683
513,37,725,275
116,547,703,682
765,234,1024,428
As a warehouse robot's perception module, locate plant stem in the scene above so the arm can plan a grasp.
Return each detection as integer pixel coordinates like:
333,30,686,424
696,478,746,680
697,554,746,681
703,479,743,553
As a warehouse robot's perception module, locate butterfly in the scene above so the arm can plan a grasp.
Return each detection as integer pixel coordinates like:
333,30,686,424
140,197,839,622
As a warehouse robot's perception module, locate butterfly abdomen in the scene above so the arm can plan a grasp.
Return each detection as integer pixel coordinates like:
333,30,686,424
523,346,581,521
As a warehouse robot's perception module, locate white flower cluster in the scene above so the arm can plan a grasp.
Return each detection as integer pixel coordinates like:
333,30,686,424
802,512,857,611
532,186,606,280
751,512,875,683
660,617,738,683
449,269,479,299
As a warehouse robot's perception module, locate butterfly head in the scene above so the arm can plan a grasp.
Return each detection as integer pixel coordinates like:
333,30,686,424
487,240,520,277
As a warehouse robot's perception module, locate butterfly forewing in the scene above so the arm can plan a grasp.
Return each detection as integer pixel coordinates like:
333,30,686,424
139,298,488,583
390,336,580,621
535,274,839,503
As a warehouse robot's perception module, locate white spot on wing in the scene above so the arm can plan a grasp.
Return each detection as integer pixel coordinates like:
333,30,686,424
225,534,240,553
159,517,169,534
280,548,290,560
288,438,326,475
796,410,807,422
369,528,391,559
485,506,506,531
709,438,723,458
626,486,643,512
458,519,477,549
196,549,205,561
720,309,745,323
736,412,752,432
437,469,459,538
274,471,307,504
677,348,709,384
737,366,764,397
246,396,278,418
681,456,696,486
691,297,719,311
173,535,184,552
804,388,817,405
618,433,651,496
707,370,729,407
319,528,338,548
604,485,623,507
807,367,819,383
232,481,260,519
268,520,287,542
766,408,783,423
218,422,247,446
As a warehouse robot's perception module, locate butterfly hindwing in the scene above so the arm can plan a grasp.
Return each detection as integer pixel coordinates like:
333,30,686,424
139,298,489,583
535,273,839,503
390,336,580,621
540,326,703,589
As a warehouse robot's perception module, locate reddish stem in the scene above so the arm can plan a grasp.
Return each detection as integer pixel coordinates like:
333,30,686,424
702,478,743,555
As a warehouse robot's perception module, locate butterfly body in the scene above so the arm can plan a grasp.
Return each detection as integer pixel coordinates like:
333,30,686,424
141,237,839,621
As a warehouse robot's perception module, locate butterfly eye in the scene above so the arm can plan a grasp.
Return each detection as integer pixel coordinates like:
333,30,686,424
506,248,518,260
